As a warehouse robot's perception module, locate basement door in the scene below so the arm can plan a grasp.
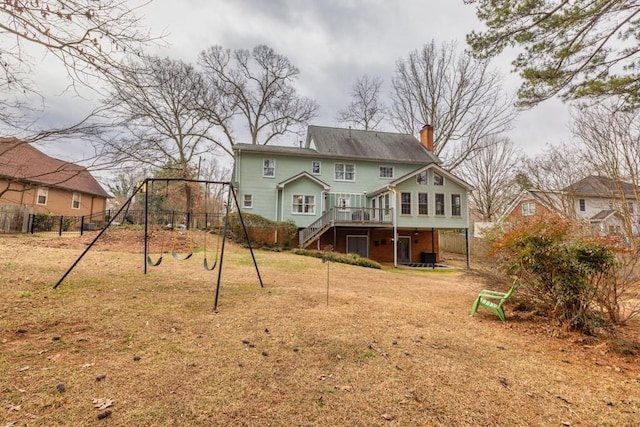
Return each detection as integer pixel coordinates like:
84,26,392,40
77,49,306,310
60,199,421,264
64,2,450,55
346,235,368,258
397,236,411,264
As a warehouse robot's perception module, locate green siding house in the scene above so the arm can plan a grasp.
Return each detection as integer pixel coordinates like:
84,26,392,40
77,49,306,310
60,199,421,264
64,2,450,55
233,125,473,266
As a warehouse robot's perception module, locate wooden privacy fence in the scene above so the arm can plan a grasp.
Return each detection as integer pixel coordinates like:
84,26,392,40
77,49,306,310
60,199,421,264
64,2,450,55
0,205,30,233
438,232,488,258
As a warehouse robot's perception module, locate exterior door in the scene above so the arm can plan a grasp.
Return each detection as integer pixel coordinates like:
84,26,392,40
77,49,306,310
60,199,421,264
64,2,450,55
346,235,368,258
397,236,411,264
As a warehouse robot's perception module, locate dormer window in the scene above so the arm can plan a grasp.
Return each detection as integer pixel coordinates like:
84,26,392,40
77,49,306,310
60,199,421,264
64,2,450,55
416,171,427,185
434,172,444,186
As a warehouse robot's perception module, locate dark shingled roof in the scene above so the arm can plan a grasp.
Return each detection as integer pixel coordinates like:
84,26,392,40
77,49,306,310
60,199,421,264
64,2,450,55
232,126,441,164
0,138,110,197
564,175,637,198
306,125,440,164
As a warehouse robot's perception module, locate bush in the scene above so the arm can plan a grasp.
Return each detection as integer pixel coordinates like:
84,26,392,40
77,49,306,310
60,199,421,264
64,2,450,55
31,213,75,232
291,248,382,269
227,212,298,248
490,216,621,333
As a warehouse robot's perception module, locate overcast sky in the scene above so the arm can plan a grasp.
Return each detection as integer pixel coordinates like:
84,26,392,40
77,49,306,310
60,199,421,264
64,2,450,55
37,0,573,162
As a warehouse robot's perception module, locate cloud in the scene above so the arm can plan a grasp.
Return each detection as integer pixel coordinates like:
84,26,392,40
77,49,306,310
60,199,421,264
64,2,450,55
26,0,572,160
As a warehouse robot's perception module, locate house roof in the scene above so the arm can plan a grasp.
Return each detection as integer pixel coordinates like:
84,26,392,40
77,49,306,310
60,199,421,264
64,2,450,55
367,163,474,197
590,209,618,222
564,175,638,199
498,188,558,222
233,126,442,165
277,171,330,191
0,138,110,198
305,125,441,164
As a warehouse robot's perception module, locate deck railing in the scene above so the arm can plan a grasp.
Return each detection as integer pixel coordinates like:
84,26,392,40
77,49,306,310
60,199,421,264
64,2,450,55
298,207,393,247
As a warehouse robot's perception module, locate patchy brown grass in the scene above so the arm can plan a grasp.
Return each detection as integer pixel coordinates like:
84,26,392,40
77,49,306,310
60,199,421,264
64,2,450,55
1,231,639,426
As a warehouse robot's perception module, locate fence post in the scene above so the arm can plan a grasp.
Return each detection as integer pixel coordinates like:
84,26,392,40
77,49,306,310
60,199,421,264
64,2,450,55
59,216,64,236
28,214,34,234
80,216,85,236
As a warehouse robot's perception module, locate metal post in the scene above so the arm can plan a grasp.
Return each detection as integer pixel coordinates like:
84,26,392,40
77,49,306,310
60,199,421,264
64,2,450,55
465,228,471,270
54,181,146,289
80,216,85,236
213,188,231,312
432,227,435,269
59,216,64,236
144,180,149,275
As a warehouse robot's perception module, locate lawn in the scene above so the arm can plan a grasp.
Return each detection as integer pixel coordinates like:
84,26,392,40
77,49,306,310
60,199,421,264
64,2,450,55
1,232,639,426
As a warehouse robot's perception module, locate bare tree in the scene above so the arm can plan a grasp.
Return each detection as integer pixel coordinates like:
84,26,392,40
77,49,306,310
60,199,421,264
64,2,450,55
337,75,386,130
571,102,640,238
198,44,318,146
518,143,587,219
457,136,521,221
105,168,149,210
390,40,516,169
99,56,225,209
0,1,154,136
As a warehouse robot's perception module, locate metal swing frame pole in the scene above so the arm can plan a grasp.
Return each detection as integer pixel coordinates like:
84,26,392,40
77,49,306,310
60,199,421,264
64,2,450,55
213,183,263,311
54,179,148,289
144,179,149,275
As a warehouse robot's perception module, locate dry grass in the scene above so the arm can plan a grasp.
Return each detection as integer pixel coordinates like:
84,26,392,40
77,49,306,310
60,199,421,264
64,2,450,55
1,231,639,426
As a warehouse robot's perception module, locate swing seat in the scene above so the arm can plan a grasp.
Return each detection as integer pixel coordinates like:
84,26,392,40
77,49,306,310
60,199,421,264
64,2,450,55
203,257,217,271
146,255,163,266
171,250,193,261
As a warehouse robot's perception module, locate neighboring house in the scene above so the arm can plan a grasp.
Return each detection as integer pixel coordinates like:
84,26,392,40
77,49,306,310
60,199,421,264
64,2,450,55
0,138,110,218
499,175,639,236
233,125,473,266
565,175,639,236
500,189,559,224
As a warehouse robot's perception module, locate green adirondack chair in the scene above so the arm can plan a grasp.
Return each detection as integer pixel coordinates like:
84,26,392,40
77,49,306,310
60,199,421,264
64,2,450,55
470,280,518,321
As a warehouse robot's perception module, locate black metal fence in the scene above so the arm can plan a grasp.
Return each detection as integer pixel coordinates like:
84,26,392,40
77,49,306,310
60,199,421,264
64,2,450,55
27,209,225,236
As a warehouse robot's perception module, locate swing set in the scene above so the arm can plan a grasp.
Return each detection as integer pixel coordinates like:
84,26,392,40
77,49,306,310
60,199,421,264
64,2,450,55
145,181,222,270
54,179,262,311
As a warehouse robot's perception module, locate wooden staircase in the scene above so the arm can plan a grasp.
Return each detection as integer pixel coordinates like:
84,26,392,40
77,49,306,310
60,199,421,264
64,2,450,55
299,209,334,248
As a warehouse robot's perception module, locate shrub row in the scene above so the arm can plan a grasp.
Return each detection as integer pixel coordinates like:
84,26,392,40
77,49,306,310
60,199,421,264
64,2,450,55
291,248,382,269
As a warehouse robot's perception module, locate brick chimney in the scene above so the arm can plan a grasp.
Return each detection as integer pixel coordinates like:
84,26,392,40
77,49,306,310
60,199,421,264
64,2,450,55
419,124,434,152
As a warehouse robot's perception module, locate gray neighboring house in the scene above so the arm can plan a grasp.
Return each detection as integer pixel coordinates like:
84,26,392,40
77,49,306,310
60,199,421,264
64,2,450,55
233,125,473,266
564,175,639,236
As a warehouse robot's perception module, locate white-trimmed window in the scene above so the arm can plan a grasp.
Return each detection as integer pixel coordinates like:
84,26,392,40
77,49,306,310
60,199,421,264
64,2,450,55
416,171,427,185
292,194,315,214
334,163,355,181
263,158,275,177
401,192,411,215
579,199,586,212
434,172,444,186
522,202,536,216
243,194,253,208
312,160,321,175
418,192,428,215
72,192,81,210
379,166,394,179
628,201,634,214
435,193,445,216
37,187,48,205
451,194,461,216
